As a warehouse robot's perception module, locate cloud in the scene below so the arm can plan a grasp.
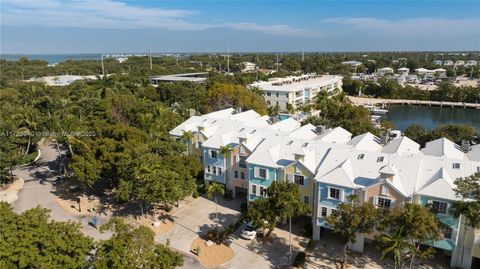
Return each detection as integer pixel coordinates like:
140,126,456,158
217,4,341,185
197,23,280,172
1,0,312,36
322,17,480,37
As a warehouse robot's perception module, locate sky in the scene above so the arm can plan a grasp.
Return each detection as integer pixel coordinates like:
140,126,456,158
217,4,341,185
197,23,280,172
1,0,479,54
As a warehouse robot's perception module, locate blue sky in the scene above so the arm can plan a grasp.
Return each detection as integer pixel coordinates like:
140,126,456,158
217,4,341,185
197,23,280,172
1,0,479,54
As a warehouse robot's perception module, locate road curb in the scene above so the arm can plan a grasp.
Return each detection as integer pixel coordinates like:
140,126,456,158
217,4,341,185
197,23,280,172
18,148,42,168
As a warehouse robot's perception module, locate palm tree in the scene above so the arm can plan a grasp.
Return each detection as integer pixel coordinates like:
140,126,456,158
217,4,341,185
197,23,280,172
95,75,115,99
207,182,225,230
180,130,195,155
379,226,407,269
286,103,295,115
13,106,38,156
219,145,233,192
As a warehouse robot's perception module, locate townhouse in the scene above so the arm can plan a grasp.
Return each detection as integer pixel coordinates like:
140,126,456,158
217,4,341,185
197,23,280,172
249,74,342,111
170,108,480,269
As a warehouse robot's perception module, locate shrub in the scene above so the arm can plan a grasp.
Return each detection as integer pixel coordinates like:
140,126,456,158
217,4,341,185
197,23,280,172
293,252,306,267
240,202,248,214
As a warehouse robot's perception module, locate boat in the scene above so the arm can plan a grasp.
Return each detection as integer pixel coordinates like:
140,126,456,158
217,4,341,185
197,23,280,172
363,104,389,115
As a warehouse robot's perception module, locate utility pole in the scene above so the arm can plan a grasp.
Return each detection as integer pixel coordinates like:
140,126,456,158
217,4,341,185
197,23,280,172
176,54,179,66
149,48,153,71
101,54,105,76
302,46,305,62
227,45,230,73
276,53,279,72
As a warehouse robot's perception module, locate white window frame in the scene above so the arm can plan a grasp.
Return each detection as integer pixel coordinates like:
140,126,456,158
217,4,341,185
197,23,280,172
377,156,384,162
452,163,460,169
207,165,211,173
210,150,218,159
430,200,449,215
294,174,305,186
251,185,257,195
321,207,328,217
375,196,392,208
328,187,342,200
258,168,267,179
357,154,365,160
218,167,222,176
213,166,217,175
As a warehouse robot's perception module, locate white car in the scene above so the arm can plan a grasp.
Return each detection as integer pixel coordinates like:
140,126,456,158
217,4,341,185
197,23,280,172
240,222,257,240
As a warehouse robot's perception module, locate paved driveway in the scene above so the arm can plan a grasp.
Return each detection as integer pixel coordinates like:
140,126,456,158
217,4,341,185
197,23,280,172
157,196,242,252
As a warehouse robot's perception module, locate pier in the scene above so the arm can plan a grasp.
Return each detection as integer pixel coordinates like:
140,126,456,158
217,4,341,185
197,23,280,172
348,96,480,109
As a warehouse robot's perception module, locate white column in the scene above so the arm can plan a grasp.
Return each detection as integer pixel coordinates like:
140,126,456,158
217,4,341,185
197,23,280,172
450,215,474,269
348,233,365,253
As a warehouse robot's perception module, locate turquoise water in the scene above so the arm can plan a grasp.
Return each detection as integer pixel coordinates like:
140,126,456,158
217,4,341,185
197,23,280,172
0,54,102,64
278,114,290,121
383,105,480,131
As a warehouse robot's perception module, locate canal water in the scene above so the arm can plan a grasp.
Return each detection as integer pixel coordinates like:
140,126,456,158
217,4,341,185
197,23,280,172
383,105,480,131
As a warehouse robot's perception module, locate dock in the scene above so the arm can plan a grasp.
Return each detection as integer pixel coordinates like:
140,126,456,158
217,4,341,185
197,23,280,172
348,96,480,109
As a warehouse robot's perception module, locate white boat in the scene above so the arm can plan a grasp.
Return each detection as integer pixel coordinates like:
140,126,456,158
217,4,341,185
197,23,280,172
363,104,388,115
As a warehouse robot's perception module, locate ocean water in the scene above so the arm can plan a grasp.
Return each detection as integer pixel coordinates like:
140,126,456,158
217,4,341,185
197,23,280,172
0,54,103,64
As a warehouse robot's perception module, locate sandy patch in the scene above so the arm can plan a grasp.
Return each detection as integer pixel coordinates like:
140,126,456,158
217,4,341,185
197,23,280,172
130,214,174,235
190,238,234,268
55,195,102,216
0,178,24,203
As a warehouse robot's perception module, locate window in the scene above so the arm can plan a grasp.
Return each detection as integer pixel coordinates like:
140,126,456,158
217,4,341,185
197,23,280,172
267,92,271,96
443,227,453,239
286,140,293,145
377,156,384,162
377,197,392,208
218,167,222,176
260,187,266,197
207,165,211,173
329,188,340,200
196,141,202,149
234,170,239,178
238,156,247,168
295,164,302,173
259,168,267,179
294,175,305,185
302,142,309,148
304,196,310,205
267,101,271,105
240,146,245,154
432,200,448,214
240,172,245,180
453,163,460,169
321,207,327,217
251,185,257,195
210,150,217,159
357,154,365,160
213,166,217,175
276,92,279,97
381,185,389,196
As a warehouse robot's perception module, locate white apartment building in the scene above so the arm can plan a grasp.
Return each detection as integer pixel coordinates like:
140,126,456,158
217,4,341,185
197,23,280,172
240,62,257,73
249,74,343,111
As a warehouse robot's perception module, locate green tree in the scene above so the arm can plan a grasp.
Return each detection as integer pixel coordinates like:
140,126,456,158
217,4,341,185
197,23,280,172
207,182,225,230
451,173,480,267
267,181,310,262
326,195,378,268
0,202,93,269
93,217,183,269
377,203,440,269
180,130,194,155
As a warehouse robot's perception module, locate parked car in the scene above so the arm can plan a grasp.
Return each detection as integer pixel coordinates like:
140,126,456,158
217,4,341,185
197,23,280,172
240,222,257,240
